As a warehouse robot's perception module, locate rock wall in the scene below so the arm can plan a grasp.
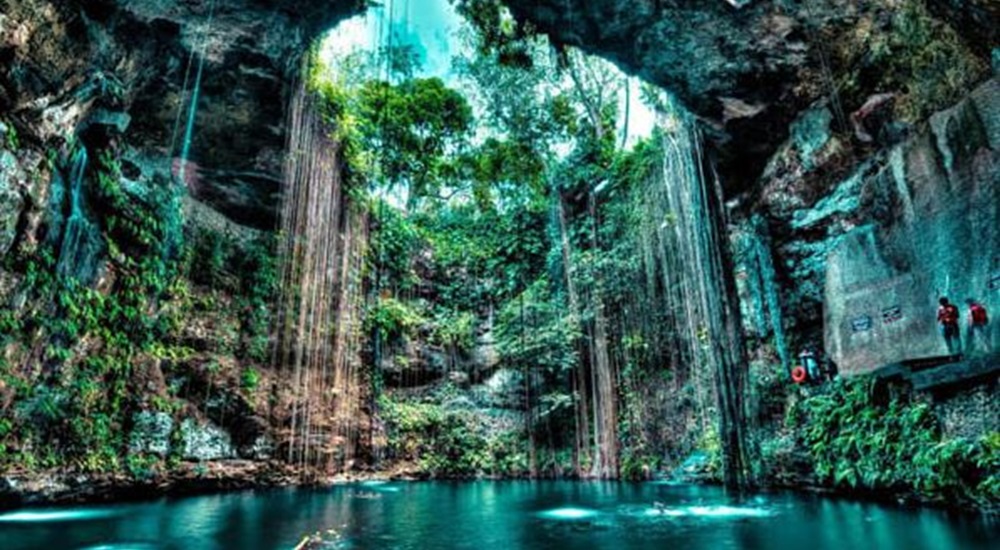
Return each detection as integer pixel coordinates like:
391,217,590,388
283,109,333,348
824,79,998,374
1,0,364,228
3,0,991,342
731,75,996,362
933,382,999,441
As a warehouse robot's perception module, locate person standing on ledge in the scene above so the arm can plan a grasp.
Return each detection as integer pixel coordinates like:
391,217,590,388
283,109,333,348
937,297,962,355
965,298,990,355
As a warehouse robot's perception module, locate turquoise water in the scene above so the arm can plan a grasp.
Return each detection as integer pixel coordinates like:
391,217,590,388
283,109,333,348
0,482,995,549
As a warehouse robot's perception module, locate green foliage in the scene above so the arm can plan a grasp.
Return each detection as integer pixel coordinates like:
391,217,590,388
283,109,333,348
235,235,278,363
356,77,473,202
459,138,548,209
0,309,23,340
453,39,572,201
189,228,232,289
3,120,18,150
369,202,422,290
179,226,276,362
241,367,261,392
0,146,190,472
619,449,659,481
417,411,491,476
696,426,723,478
429,308,476,353
495,278,580,377
16,385,69,433
378,394,528,477
96,151,181,269
416,201,548,307
179,226,276,363
452,0,536,68
790,378,998,505
125,453,160,480
366,297,426,342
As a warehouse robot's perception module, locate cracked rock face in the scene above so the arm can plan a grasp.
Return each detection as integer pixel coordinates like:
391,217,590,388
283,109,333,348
1,0,365,228
736,77,998,357
0,149,26,256
822,79,999,375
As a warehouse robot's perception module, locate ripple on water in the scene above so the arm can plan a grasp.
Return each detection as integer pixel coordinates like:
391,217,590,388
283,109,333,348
0,508,119,523
686,505,774,518
624,505,775,520
356,480,400,493
77,543,160,550
538,507,601,520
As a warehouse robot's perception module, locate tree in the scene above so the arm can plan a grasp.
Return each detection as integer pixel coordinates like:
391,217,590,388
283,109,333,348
357,77,474,206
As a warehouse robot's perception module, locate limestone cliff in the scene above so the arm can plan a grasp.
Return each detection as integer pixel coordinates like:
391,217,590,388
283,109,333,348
0,0,365,227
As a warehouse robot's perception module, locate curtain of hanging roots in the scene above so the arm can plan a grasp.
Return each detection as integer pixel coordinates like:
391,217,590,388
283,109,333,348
604,98,754,487
555,195,592,477
273,81,369,477
648,104,752,490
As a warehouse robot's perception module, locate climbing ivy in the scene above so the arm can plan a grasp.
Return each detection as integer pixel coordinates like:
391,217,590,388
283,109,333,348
790,378,999,506
2,120,18,151
0,146,190,473
378,394,529,477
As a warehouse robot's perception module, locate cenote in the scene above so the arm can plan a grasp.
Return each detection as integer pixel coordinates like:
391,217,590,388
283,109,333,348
1,0,998,547
1,482,997,550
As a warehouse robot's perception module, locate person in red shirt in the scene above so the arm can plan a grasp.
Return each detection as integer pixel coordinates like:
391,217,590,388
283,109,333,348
937,297,962,355
965,298,990,355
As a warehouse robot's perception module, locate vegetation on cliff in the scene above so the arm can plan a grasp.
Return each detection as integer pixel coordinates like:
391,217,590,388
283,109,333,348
788,378,998,507
0,142,280,477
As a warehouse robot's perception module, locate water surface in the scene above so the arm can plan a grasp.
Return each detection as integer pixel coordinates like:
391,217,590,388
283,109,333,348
0,481,995,549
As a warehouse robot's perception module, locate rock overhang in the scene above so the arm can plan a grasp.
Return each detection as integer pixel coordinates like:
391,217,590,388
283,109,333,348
2,0,994,228
501,0,994,193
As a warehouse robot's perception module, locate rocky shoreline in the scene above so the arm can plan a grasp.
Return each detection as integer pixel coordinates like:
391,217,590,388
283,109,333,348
0,461,312,510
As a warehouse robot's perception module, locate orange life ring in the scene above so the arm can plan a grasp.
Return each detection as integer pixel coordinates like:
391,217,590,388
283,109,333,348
791,366,808,384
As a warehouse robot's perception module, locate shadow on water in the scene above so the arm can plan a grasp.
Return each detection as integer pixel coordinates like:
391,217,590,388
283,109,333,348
0,482,996,550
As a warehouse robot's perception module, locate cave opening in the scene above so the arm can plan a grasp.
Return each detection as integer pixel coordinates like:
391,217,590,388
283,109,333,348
266,0,753,486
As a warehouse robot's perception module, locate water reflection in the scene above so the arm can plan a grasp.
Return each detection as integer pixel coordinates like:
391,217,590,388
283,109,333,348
0,508,120,522
0,482,995,550
538,507,601,520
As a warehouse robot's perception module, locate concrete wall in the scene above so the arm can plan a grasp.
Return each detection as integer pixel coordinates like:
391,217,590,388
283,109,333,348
825,78,999,376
